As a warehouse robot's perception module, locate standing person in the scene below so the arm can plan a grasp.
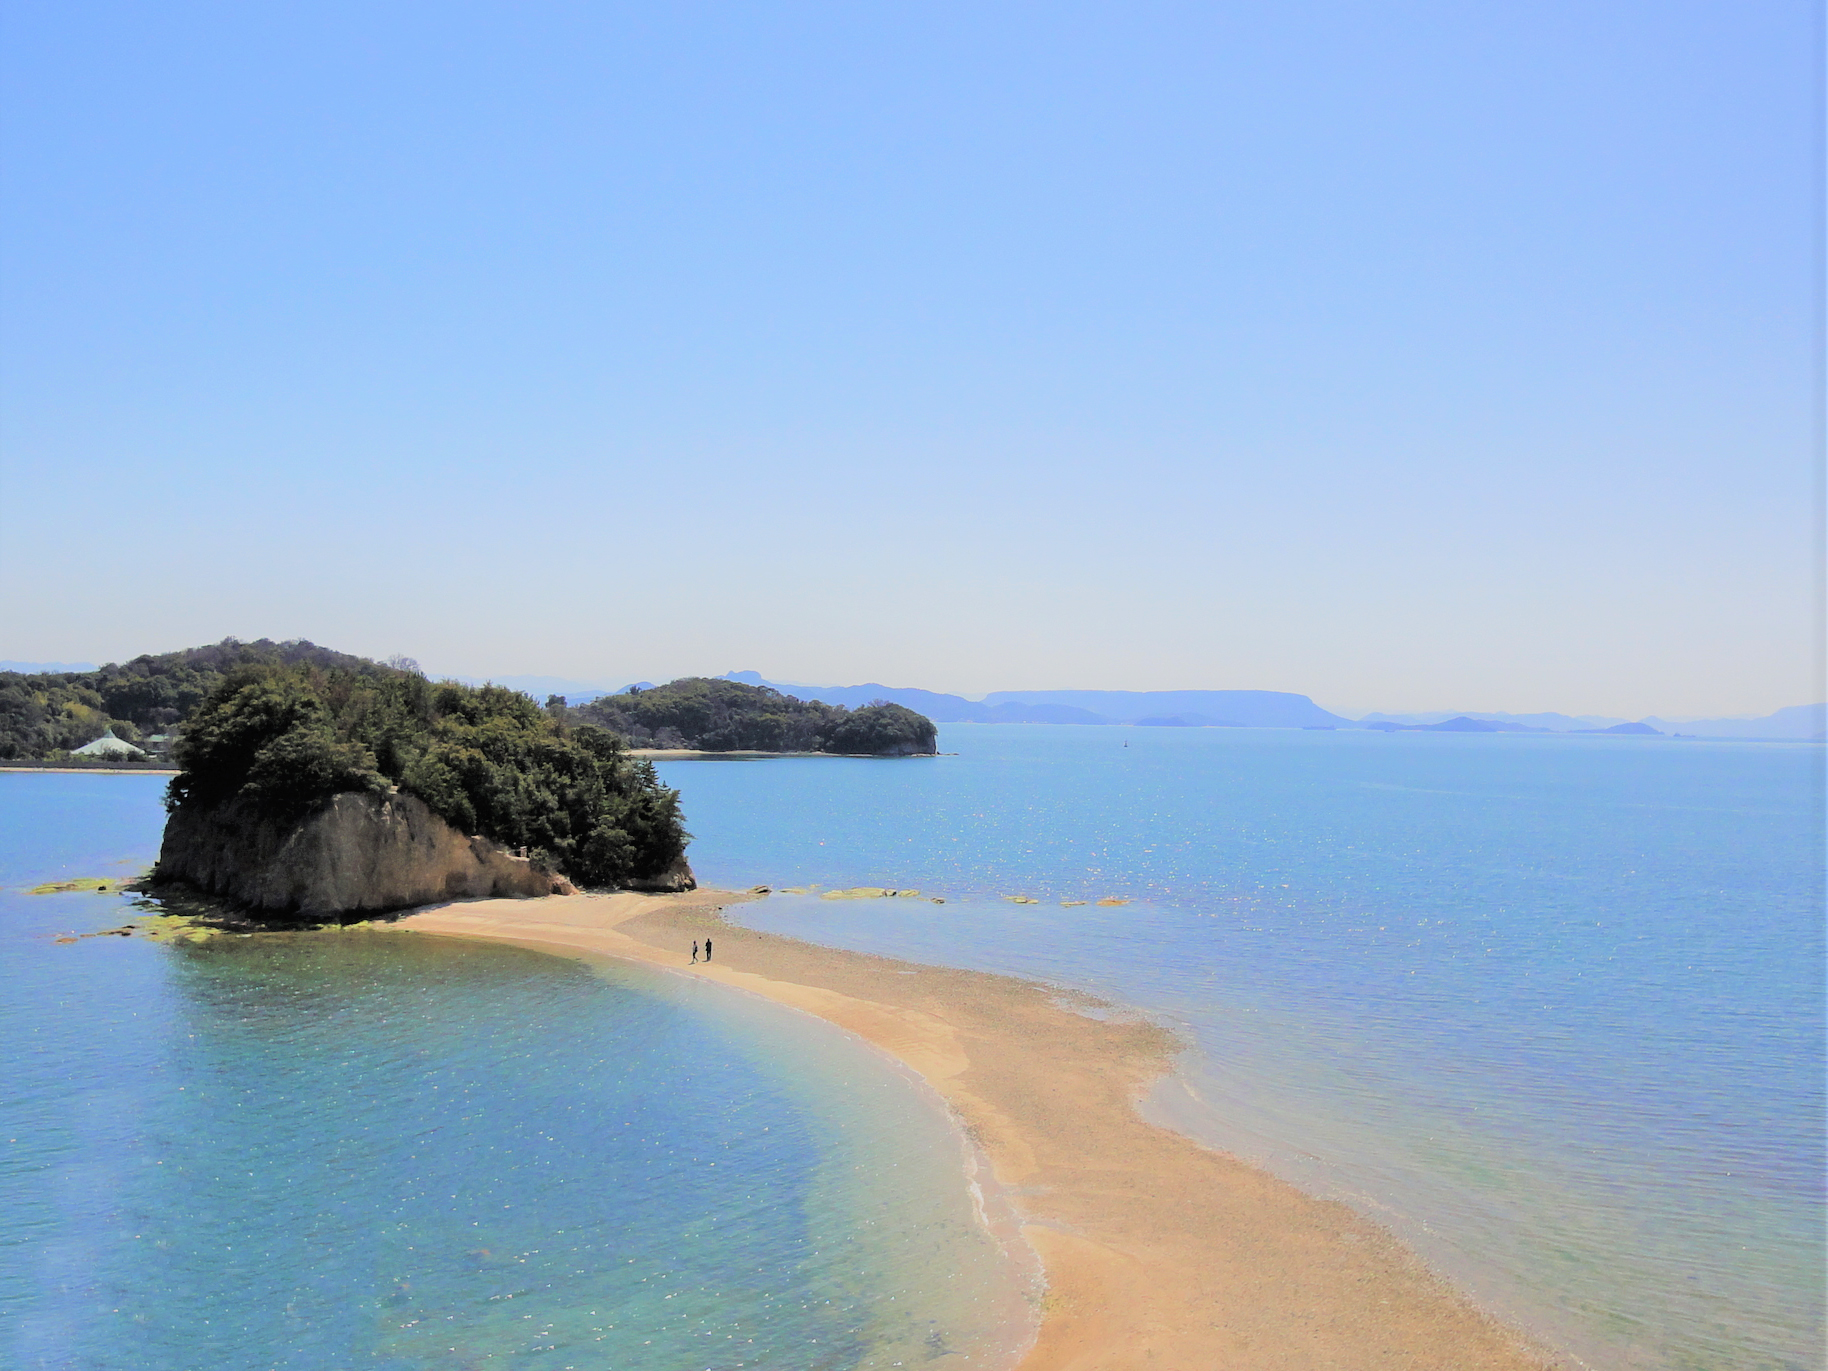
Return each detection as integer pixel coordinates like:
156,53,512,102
691,940,699,963
703,937,713,962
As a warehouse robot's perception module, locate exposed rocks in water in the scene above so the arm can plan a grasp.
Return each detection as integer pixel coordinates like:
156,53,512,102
153,790,625,921
27,877,123,895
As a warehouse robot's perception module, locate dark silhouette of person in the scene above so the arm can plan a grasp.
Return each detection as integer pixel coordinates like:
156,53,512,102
704,937,713,962
691,940,699,963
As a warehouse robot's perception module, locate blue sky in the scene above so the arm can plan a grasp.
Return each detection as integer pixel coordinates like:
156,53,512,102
0,2,1818,716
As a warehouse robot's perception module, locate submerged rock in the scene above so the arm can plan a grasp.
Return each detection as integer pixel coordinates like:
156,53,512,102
153,790,594,920
27,877,120,895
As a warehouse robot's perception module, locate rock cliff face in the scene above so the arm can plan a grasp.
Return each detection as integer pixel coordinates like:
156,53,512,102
620,853,699,893
155,789,691,919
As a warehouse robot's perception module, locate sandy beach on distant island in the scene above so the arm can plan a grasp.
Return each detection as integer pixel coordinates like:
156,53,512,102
0,766,180,775
396,889,1556,1371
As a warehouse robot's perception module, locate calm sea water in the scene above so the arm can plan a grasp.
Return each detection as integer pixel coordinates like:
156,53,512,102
0,773,1031,1371
657,724,1826,1371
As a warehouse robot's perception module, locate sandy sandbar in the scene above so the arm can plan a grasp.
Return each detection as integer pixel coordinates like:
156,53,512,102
396,889,1555,1370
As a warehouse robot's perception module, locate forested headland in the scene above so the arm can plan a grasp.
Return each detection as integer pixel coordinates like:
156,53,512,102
6,638,935,901
3,642,940,763
573,677,938,755
0,638,382,762
161,660,689,891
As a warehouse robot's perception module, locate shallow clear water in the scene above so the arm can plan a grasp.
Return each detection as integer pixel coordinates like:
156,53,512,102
0,773,1029,1371
659,724,1826,1371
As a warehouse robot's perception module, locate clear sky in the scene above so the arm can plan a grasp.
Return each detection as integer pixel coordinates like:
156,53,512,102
1,2,1819,717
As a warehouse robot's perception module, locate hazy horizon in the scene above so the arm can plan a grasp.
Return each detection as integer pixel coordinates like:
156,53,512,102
2,4,1819,718
3,647,1819,726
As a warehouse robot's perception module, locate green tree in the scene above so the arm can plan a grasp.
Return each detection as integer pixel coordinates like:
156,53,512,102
576,678,936,755
164,664,688,888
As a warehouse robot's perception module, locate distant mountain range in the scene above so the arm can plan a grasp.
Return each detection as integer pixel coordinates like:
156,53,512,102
55,655,1802,740
718,676,1821,738
1364,716,1665,736
447,674,649,703
1638,705,1825,739
1360,710,1626,730
484,669,1822,739
18,657,1817,738
1361,705,1824,739
715,673,1350,728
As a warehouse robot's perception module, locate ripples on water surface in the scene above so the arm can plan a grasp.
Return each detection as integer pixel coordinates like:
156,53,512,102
1,774,1027,1371
662,724,1825,1371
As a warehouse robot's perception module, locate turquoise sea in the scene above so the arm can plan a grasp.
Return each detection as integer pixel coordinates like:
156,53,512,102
657,724,1826,1371
5,726,1822,1371
0,773,1031,1371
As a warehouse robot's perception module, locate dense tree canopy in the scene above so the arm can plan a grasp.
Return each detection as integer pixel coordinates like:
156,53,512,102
0,638,382,760
1,646,939,763
168,664,688,889
576,678,937,755
820,701,937,756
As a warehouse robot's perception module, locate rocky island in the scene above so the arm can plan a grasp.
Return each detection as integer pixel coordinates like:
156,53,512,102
154,658,694,920
10,639,941,918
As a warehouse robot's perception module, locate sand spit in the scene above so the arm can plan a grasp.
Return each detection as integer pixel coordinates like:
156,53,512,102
396,889,1554,1371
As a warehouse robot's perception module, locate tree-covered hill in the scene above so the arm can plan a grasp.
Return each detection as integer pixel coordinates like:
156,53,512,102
574,677,937,755
2,642,936,771
164,661,688,890
0,638,386,760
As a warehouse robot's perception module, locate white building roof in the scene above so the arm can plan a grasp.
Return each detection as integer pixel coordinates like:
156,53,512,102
72,727,149,759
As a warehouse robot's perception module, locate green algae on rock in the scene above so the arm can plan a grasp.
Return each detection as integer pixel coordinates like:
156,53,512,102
27,876,121,895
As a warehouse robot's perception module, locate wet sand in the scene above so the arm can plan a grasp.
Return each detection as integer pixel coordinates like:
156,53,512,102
396,889,1555,1371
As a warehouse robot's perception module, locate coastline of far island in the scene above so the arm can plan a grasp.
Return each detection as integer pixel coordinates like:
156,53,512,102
0,639,940,769
0,638,940,924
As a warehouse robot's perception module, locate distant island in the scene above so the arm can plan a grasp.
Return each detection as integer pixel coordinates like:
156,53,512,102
1366,716,1658,735
573,677,938,756
710,673,1824,740
0,640,940,920
3,642,1818,778
0,641,941,765
714,673,1346,728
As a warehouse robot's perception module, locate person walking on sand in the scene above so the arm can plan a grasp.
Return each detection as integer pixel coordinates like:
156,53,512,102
691,940,699,963
703,937,713,962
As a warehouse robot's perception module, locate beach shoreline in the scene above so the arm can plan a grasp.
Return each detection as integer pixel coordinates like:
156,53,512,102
396,889,1558,1371
0,765,179,775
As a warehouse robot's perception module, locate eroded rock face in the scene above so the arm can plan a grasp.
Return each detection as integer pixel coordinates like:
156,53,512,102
620,853,698,893
154,790,591,919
